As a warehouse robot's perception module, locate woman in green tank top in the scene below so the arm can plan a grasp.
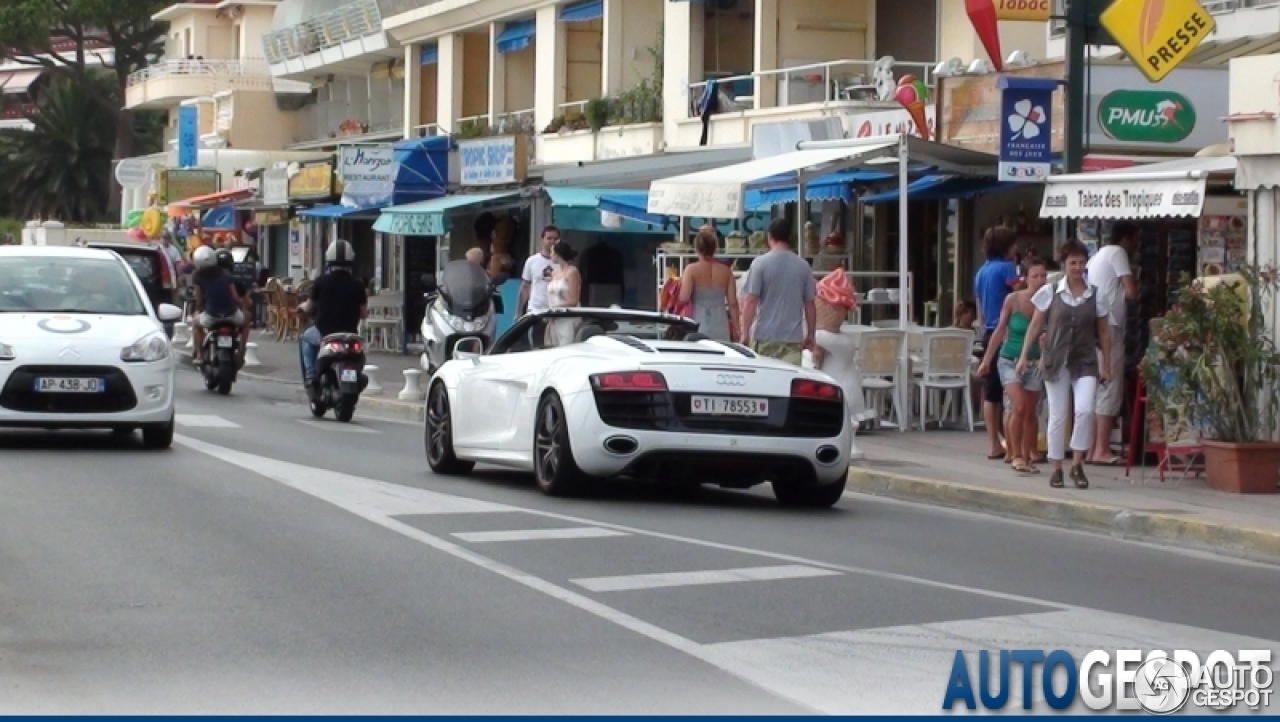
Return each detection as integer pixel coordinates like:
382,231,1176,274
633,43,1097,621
977,259,1048,474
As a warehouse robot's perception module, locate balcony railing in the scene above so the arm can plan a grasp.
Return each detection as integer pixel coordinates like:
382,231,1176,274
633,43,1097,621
686,59,935,118
1202,0,1280,11
127,58,273,87
263,0,383,64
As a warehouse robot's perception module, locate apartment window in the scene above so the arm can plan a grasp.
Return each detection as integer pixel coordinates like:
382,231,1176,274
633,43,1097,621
1050,0,1066,37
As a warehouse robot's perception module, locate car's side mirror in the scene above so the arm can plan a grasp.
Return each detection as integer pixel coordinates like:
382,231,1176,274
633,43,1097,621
156,303,182,322
421,273,437,292
453,337,483,361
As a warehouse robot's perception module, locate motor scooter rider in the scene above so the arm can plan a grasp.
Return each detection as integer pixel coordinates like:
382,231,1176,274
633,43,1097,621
190,245,247,365
299,239,368,385
215,248,253,359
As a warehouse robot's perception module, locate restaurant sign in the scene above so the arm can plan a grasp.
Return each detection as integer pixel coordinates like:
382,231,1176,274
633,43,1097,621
289,162,333,200
1097,89,1196,143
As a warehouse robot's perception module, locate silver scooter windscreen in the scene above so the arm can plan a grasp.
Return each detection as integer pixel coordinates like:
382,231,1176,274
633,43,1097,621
437,260,492,321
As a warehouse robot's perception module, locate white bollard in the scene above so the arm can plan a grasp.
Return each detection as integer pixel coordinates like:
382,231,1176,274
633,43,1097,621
173,321,190,345
243,342,261,367
363,364,383,395
398,369,425,401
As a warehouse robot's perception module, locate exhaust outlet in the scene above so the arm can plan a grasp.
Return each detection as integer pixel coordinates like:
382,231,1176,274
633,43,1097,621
815,445,841,465
603,436,638,455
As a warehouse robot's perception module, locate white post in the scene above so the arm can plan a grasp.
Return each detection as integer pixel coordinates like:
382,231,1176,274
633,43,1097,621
404,43,421,138
399,368,425,401
364,364,383,395
897,135,910,432
243,341,261,366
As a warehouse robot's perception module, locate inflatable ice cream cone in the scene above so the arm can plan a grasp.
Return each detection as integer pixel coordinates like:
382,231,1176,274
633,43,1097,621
895,75,931,141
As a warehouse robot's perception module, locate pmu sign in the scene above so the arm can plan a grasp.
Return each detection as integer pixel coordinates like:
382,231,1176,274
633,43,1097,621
1101,0,1216,83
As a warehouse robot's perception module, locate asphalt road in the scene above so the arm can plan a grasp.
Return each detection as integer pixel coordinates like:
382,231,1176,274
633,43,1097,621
2,369,1279,714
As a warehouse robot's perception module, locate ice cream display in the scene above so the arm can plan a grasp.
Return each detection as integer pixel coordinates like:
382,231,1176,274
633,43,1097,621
815,266,856,332
965,0,1004,72
895,74,931,141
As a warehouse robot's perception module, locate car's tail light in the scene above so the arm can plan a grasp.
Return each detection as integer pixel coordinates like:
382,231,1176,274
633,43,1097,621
590,371,668,392
792,378,841,401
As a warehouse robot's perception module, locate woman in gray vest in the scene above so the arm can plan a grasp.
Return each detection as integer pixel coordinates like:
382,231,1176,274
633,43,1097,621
1015,240,1113,489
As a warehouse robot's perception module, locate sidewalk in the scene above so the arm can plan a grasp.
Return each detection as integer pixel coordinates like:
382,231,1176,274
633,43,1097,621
175,329,428,422
848,429,1280,563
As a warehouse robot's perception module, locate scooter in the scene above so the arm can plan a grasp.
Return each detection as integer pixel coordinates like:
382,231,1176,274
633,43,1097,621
201,319,240,395
420,260,506,374
303,333,369,423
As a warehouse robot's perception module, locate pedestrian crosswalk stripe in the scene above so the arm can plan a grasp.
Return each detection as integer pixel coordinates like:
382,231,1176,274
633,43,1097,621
571,565,841,593
296,419,380,434
453,527,629,543
175,414,240,428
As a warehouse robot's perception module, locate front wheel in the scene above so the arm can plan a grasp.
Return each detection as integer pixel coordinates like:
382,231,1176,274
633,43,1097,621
141,415,175,450
533,392,586,496
425,382,473,475
772,475,847,508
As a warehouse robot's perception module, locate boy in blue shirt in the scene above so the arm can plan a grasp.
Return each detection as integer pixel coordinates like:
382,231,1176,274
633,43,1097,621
973,226,1021,460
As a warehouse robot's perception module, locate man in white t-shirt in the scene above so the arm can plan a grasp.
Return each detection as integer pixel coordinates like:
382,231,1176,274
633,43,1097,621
518,225,561,315
1085,221,1140,466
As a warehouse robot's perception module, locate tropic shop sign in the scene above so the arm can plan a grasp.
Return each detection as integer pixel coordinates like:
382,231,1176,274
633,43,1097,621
1101,0,1216,83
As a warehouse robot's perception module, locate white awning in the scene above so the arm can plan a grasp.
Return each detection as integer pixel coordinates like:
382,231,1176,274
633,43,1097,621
1039,155,1237,220
1236,155,1280,190
0,69,42,94
647,139,899,219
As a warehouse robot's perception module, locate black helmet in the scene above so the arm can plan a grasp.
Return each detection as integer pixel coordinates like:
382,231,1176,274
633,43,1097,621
215,249,234,271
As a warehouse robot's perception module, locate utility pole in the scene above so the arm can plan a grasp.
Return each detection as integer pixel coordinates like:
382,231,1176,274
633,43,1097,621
1062,0,1114,174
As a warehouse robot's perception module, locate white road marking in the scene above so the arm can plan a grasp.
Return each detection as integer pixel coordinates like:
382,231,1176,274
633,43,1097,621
572,564,840,592
170,435,1280,714
296,419,380,434
453,527,628,543
175,414,241,428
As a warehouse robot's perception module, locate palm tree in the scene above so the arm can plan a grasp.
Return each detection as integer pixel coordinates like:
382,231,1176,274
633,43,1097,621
2,75,116,222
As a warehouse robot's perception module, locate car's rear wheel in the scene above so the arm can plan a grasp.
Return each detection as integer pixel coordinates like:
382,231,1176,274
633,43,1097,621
141,415,175,450
772,473,846,508
426,381,473,475
534,392,586,496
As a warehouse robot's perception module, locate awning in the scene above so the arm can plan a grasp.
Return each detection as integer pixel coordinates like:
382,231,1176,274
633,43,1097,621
546,186,670,234
599,191,669,226
559,0,602,22
298,203,385,219
420,43,438,65
0,69,42,94
1039,155,1237,220
202,204,239,230
168,188,254,215
496,21,535,53
745,169,896,207
647,139,900,218
859,175,1018,204
544,186,624,208
1234,156,1280,190
374,191,523,236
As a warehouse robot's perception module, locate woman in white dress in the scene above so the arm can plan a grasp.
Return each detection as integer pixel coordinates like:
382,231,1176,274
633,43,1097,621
545,241,581,346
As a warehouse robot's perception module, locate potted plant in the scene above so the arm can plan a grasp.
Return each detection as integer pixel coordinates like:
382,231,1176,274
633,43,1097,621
1143,265,1280,493
584,97,609,132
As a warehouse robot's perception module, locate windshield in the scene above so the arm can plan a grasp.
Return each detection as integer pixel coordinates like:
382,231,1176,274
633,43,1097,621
438,260,490,313
0,256,148,315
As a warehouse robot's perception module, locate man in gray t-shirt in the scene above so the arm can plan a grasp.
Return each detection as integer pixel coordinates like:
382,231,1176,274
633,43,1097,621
741,218,817,366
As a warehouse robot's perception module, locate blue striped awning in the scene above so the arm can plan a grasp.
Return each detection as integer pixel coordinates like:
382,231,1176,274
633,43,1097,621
859,175,1016,204
559,0,602,22
496,21,535,53
744,169,896,208
598,191,671,227
298,203,384,219
374,191,521,236
420,43,437,65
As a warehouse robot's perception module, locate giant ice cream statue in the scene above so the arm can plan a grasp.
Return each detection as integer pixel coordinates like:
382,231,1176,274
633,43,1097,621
894,74,931,141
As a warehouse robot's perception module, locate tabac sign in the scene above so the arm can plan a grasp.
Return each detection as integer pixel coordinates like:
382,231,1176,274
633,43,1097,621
1101,0,1216,83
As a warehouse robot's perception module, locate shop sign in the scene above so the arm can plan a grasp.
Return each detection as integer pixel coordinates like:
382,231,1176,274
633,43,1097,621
157,168,218,204
339,144,398,184
1098,90,1196,143
262,168,289,206
993,0,1051,22
382,212,446,236
1101,0,1215,83
458,135,528,186
849,106,937,141
997,77,1056,182
253,209,289,225
177,105,198,169
289,162,333,199
1039,179,1207,219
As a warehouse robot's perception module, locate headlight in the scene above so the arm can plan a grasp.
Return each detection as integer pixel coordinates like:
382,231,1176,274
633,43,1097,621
121,332,170,362
0,343,13,361
447,315,480,333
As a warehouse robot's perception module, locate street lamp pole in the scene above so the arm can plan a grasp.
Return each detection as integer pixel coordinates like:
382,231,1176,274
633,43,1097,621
1064,0,1089,175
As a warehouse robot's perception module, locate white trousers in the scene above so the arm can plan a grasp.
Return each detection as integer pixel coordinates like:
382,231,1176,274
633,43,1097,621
1044,370,1098,462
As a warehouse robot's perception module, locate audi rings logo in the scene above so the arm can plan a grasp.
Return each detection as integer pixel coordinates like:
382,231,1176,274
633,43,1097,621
38,317,91,334
715,374,747,387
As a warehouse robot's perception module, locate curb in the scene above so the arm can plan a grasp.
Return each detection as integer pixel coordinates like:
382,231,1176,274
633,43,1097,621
846,467,1280,565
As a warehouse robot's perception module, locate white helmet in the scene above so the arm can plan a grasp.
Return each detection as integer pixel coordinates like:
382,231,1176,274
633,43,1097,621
325,239,355,265
193,245,216,268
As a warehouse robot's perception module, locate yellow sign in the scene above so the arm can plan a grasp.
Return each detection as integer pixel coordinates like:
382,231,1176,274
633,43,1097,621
288,162,333,200
1101,0,1215,83
993,0,1051,22
157,168,218,204
254,209,289,225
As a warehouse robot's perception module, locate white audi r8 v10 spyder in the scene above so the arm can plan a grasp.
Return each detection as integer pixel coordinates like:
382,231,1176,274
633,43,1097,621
424,307,852,507
0,246,182,447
